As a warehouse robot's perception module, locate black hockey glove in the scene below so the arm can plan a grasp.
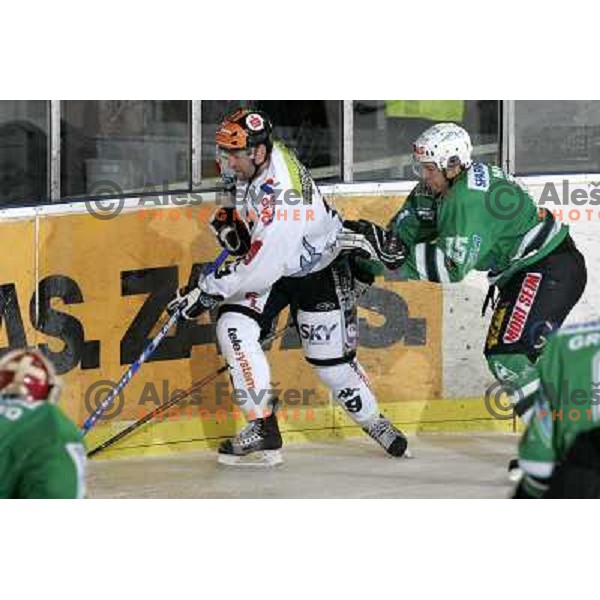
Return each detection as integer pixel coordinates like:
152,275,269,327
338,219,408,270
210,206,251,257
167,285,222,320
348,254,380,300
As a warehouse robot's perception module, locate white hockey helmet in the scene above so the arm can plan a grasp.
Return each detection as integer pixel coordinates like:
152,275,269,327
412,123,473,177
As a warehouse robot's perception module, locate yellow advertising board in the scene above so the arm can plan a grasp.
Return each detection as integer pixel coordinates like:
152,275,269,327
0,197,505,458
0,218,37,353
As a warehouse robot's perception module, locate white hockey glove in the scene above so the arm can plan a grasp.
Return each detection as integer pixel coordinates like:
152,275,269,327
338,219,408,270
167,285,222,320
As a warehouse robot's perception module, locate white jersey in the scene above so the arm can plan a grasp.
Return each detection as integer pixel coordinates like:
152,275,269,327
201,142,342,301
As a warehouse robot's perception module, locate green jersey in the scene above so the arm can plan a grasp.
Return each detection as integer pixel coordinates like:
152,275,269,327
513,321,600,498
390,163,568,287
0,398,86,499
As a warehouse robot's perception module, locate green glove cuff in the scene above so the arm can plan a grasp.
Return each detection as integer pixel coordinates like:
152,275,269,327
354,256,385,277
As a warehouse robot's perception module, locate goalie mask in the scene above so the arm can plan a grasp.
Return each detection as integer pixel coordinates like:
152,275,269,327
0,349,61,404
412,123,473,178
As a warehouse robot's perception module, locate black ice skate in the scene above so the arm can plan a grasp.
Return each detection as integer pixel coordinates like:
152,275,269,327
218,402,283,467
364,414,409,458
507,457,523,483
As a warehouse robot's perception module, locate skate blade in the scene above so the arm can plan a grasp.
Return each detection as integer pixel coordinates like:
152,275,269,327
218,450,283,467
508,467,523,483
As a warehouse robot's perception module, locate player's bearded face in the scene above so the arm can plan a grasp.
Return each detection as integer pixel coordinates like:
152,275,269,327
220,148,257,181
418,162,449,194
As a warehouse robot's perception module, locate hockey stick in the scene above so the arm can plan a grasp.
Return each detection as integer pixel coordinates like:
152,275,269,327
80,249,230,435
87,364,230,457
87,324,292,458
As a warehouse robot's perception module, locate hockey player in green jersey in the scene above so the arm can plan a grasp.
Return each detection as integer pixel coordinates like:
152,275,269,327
339,122,587,476
511,321,600,498
340,122,586,396
0,349,86,499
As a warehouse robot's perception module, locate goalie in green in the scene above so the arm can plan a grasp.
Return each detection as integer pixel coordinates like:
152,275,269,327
0,349,86,499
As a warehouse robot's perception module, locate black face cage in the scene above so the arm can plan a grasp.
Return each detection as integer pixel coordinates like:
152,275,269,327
446,154,462,169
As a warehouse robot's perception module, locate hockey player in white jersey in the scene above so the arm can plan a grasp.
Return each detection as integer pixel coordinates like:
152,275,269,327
168,108,408,465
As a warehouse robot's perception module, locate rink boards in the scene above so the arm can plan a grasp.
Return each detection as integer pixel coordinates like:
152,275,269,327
0,194,514,458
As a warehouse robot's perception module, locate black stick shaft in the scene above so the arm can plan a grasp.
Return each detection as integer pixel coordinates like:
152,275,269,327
87,366,228,458
87,326,291,458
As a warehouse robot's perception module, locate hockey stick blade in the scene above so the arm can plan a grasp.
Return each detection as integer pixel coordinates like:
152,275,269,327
87,324,292,458
87,364,229,457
